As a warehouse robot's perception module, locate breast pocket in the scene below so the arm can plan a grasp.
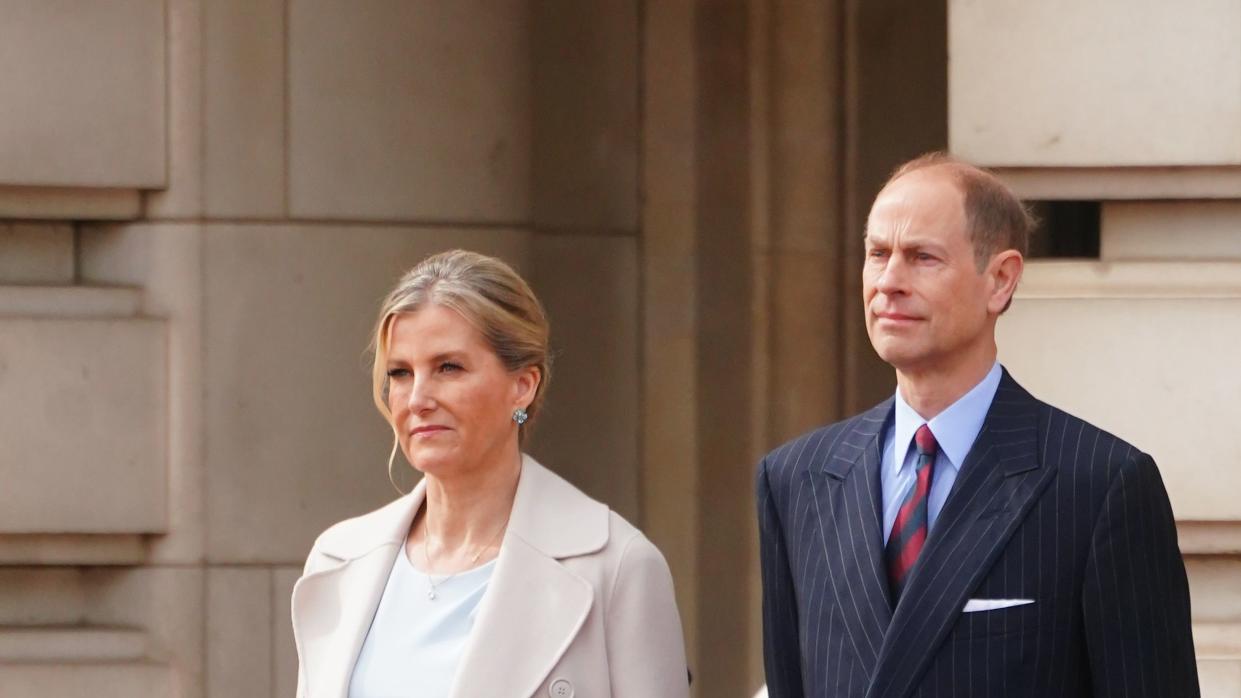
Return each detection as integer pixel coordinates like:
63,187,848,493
949,598,1042,641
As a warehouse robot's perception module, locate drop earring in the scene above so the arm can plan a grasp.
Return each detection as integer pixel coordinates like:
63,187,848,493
512,408,528,425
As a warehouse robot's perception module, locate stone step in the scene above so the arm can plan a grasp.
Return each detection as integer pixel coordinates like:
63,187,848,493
0,285,143,317
0,625,146,662
0,661,170,698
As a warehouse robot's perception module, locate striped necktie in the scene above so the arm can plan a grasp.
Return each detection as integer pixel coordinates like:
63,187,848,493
886,423,938,602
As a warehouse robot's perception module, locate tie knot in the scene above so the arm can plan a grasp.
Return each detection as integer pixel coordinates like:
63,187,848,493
914,424,938,456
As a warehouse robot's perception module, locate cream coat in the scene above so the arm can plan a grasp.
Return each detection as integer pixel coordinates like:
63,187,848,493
291,455,689,698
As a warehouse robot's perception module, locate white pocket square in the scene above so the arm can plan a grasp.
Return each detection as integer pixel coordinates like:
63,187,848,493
962,598,1034,613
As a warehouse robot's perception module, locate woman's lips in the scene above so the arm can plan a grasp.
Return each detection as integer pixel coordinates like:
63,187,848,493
410,425,450,438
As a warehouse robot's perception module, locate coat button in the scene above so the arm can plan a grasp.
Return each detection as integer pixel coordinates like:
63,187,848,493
549,678,574,698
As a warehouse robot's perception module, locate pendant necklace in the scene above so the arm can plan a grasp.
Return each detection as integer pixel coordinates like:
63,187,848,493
421,516,508,601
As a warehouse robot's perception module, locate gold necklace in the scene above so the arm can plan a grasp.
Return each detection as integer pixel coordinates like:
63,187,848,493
421,517,508,601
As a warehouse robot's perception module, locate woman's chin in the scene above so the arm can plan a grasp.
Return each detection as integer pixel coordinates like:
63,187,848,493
405,450,460,478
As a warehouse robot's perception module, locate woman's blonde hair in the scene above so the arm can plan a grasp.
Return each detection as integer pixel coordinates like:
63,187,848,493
370,249,552,447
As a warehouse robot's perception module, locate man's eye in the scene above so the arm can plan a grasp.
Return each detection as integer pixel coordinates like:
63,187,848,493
867,249,888,258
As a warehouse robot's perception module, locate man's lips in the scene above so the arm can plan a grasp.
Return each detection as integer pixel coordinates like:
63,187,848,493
874,311,922,322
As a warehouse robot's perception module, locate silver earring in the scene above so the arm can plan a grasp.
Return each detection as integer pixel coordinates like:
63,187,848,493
512,408,528,425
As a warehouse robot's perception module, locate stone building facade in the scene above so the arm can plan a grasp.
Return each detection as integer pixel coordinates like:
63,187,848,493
0,1,1236,696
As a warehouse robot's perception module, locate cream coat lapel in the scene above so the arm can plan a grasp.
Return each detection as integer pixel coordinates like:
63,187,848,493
450,455,609,698
291,483,425,698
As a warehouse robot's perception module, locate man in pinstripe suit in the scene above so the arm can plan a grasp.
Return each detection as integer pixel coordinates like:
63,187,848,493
756,153,1198,697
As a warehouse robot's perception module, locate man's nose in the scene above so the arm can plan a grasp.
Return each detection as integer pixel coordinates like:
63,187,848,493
874,256,908,294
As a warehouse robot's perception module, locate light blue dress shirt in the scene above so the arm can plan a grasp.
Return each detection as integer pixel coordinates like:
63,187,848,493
880,362,1002,544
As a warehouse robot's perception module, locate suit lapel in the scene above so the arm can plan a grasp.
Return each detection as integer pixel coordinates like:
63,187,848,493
808,400,894,677
450,535,594,697
290,488,421,698
290,457,610,698
868,372,1055,698
291,544,402,696
451,455,607,698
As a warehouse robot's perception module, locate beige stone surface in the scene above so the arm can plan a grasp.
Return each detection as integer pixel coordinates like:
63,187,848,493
0,286,143,317
0,663,171,698
288,0,530,221
85,567,205,698
204,0,286,217
0,626,146,662
528,234,640,521
950,0,1241,167
0,534,146,565
0,317,167,533
0,568,87,625
532,0,638,231
144,0,204,218
203,223,530,563
0,0,165,188
1196,622,1241,657
640,0,699,675
1198,659,1241,696
1186,559,1241,623
997,167,1241,202
1102,201,1241,261
1179,523,1241,555
273,567,302,698
0,222,74,284
0,186,141,220
79,224,206,563
999,266,1241,521
207,567,272,698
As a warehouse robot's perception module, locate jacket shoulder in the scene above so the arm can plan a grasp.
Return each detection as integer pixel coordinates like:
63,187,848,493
306,494,411,561
1038,402,1151,483
760,403,891,481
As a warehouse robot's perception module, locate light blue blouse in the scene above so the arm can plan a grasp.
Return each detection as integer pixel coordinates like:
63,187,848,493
348,548,495,698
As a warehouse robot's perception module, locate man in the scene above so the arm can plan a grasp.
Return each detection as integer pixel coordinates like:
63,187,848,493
756,153,1198,697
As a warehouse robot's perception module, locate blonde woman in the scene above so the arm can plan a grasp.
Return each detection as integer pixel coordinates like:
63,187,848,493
291,250,689,697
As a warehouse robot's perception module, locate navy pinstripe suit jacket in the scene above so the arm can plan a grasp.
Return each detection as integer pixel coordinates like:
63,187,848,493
757,370,1199,697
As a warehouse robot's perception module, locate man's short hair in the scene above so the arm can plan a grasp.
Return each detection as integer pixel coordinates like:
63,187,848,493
884,152,1033,269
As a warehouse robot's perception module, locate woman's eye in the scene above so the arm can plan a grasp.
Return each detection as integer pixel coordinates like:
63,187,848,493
439,362,462,373
386,367,411,379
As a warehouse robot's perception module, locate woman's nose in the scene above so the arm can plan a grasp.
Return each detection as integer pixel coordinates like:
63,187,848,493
406,377,436,412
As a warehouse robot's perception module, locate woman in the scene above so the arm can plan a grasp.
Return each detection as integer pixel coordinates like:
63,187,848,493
291,250,689,697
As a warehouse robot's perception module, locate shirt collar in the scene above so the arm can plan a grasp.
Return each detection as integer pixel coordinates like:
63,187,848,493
892,362,1003,475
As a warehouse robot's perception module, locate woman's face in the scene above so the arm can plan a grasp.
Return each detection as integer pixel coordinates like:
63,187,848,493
385,304,537,479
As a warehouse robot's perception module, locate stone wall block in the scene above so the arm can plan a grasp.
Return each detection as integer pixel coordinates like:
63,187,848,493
951,0,1241,167
532,0,638,231
0,317,167,533
0,223,74,284
0,0,165,188
203,0,287,217
288,0,530,221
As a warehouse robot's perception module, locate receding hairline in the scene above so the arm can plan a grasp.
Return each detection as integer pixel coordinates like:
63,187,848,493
873,153,1032,260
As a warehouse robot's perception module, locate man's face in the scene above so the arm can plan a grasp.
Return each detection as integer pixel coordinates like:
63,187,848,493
862,168,996,374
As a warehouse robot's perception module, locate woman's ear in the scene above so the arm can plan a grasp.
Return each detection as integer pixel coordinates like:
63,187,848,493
512,366,541,409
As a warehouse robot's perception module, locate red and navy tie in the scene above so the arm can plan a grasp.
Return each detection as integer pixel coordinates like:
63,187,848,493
886,424,938,602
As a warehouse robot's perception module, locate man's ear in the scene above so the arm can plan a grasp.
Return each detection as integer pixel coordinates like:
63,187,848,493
987,250,1024,315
